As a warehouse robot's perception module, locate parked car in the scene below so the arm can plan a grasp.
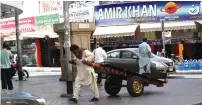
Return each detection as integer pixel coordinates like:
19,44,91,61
1,89,46,105
102,48,174,77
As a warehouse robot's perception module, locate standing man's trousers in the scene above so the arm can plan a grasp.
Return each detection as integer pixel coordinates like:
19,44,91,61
73,74,99,99
1,68,13,90
139,61,151,74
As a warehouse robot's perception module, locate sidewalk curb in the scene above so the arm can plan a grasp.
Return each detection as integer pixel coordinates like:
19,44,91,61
22,67,61,72
22,67,202,74
175,70,202,75
28,70,61,72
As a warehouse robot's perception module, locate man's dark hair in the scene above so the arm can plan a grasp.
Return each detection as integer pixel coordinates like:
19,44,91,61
99,42,104,47
143,38,147,42
70,44,79,52
7,47,11,50
3,43,9,49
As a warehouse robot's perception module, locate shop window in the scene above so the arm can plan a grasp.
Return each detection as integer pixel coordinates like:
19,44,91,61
107,51,120,58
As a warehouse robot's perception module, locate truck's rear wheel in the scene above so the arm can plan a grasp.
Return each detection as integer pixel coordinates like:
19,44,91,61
127,76,144,97
105,76,122,96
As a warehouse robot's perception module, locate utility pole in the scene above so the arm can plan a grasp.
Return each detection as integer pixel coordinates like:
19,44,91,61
14,8,23,81
60,1,73,98
161,19,166,57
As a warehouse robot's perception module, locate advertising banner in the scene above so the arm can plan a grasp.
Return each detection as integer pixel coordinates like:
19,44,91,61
99,1,136,5
0,17,35,35
59,7,94,22
35,13,60,32
70,7,94,22
94,1,202,26
39,1,63,14
35,13,60,27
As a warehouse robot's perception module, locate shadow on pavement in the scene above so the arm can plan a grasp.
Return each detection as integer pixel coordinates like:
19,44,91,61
193,102,202,105
106,95,121,99
167,75,185,79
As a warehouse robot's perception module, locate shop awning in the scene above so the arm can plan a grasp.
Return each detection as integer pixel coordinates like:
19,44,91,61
197,21,202,24
93,21,202,38
3,31,58,41
141,20,202,32
93,25,138,38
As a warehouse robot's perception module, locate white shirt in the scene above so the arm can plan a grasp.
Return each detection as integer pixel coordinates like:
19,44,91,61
93,47,107,63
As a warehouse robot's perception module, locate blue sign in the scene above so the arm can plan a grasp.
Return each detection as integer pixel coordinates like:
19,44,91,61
95,1,202,26
99,1,136,5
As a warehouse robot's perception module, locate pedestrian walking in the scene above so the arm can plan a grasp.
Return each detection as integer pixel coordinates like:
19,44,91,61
1,43,13,90
93,42,107,86
68,44,99,103
138,38,152,74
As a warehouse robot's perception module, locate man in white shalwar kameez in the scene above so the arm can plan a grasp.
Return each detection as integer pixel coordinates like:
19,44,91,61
138,38,152,74
68,44,99,103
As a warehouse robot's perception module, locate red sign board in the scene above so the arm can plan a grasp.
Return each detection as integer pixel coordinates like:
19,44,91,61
0,17,35,36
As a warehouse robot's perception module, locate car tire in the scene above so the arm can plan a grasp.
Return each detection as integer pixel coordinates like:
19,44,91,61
127,76,144,97
104,76,122,96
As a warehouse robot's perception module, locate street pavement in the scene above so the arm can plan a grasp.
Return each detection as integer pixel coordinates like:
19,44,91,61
11,72,202,105
21,71,202,79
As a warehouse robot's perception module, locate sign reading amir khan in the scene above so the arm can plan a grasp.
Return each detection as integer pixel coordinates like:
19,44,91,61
94,1,202,26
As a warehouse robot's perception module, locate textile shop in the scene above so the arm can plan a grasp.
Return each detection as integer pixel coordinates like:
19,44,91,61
92,1,202,60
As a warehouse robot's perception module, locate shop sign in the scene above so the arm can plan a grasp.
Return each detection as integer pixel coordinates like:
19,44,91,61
99,1,136,5
0,17,35,35
35,13,60,27
59,7,94,22
94,1,202,26
39,1,63,14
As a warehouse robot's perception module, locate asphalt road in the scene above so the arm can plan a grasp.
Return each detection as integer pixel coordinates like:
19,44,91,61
12,74,202,105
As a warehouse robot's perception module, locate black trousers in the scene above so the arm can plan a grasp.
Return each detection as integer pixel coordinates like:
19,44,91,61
95,69,102,84
97,73,102,84
1,68,13,90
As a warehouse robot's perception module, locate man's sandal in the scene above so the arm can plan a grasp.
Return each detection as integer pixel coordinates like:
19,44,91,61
68,98,78,103
89,97,99,102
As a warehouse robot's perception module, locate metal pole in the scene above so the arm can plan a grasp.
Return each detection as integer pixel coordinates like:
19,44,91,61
60,1,73,98
14,8,23,81
161,19,166,57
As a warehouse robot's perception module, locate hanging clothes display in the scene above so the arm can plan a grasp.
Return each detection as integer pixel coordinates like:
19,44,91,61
191,43,197,59
157,45,163,52
184,43,192,60
178,44,184,59
174,44,180,56
154,45,158,54
150,44,155,53
171,44,175,54
165,44,172,58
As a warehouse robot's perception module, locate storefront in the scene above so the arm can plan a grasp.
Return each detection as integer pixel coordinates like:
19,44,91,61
93,1,202,59
0,13,60,67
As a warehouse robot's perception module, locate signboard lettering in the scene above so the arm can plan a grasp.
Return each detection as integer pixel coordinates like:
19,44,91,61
0,17,35,35
94,1,202,26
